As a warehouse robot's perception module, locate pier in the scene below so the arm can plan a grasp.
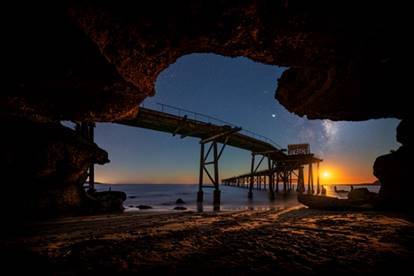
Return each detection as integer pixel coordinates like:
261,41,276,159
222,150,322,197
82,103,322,210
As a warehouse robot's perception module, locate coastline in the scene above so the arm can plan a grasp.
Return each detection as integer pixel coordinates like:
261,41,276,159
95,183,380,212
3,206,413,274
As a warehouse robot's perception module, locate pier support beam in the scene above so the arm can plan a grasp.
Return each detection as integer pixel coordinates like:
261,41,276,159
308,162,314,194
197,129,239,210
213,189,221,211
268,157,275,200
276,172,279,193
297,166,305,193
212,141,220,211
197,142,204,204
248,153,255,199
198,140,222,209
283,170,288,194
316,161,320,194
248,153,265,199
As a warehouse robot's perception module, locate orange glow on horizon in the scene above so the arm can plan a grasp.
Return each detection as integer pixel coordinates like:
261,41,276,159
317,165,343,185
317,162,376,185
96,162,377,185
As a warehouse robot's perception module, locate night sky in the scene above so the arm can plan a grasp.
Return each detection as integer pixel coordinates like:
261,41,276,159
95,54,400,185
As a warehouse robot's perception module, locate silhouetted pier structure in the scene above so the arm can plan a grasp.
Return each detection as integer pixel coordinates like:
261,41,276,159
113,103,323,210
222,152,322,198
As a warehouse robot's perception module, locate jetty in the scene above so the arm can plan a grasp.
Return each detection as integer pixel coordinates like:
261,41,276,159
78,103,322,210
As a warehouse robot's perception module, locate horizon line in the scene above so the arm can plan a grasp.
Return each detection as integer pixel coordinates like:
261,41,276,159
94,182,380,186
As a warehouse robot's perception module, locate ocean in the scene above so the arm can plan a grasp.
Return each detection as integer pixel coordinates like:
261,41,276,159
95,184,380,212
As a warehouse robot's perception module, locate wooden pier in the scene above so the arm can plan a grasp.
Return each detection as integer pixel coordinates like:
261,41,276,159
114,104,323,210
222,153,322,198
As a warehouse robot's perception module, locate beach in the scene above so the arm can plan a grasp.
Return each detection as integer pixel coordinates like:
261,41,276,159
2,204,413,274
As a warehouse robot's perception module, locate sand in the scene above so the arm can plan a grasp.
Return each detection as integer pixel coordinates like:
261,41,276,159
1,206,413,274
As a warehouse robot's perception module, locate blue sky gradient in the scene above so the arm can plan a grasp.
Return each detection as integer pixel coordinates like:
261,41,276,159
95,54,400,184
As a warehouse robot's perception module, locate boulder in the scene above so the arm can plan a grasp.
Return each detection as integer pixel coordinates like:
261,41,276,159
176,198,186,204
88,191,127,212
137,205,153,210
347,188,377,202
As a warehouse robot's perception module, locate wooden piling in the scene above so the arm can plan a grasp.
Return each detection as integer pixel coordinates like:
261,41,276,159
248,153,254,199
197,143,204,203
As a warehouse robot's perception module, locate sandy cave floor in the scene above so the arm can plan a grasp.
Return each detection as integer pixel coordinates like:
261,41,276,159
1,206,413,274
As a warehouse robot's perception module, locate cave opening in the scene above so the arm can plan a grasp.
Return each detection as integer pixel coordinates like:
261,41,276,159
82,53,400,210
3,2,412,273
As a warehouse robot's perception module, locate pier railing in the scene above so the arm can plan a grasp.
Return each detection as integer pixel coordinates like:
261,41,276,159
140,102,283,149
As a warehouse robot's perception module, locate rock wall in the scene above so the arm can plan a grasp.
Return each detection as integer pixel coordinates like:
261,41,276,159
4,3,142,123
69,1,409,121
1,119,109,218
5,1,408,122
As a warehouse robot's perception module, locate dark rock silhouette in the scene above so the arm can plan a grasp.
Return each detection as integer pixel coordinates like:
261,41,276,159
137,205,153,210
4,1,408,123
348,188,377,202
299,187,379,211
87,191,127,212
334,186,348,193
1,119,109,219
176,198,186,204
174,206,187,210
302,120,410,213
374,120,412,212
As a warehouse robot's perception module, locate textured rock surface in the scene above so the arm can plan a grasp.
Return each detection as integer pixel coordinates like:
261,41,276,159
374,120,412,212
89,191,127,213
4,1,408,122
67,1,408,121
4,2,142,123
1,119,109,218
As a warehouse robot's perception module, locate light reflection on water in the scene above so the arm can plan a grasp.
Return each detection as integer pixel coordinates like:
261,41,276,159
96,184,380,212
324,184,380,199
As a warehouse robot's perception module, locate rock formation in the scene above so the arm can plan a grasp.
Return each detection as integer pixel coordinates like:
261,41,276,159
88,191,127,213
1,119,109,219
374,120,412,212
5,1,408,122
2,1,409,216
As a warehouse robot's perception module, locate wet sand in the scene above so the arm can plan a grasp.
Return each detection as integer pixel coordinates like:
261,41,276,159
2,206,413,274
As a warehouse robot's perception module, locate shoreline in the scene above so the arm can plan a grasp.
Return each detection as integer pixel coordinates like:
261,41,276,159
2,206,413,274
95,183,381,186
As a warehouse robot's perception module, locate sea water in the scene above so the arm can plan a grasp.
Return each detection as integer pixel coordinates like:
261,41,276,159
95,184,380,212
